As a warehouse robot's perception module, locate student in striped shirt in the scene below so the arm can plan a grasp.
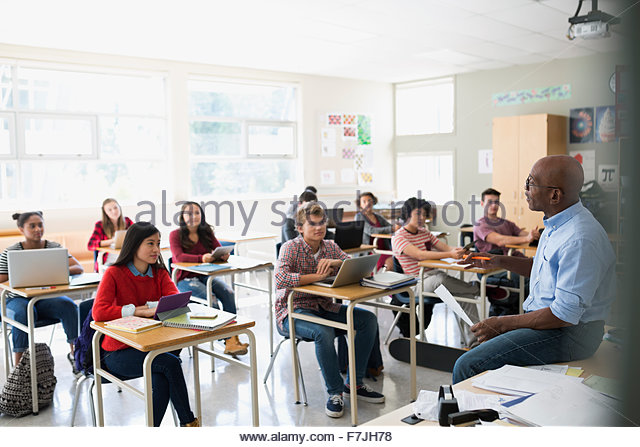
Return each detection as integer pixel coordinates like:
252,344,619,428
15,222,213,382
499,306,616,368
275,203,384,419
391,198,508,347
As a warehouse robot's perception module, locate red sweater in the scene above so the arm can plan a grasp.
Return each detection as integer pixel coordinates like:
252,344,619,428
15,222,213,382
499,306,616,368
169,229,221,283
92,264,178,351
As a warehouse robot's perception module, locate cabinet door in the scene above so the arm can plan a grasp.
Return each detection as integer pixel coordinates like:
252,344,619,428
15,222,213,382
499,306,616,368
518,114,548,228
492,116,520,201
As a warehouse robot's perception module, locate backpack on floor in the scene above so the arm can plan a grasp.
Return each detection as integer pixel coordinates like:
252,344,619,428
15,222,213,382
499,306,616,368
0,343,57,417
74,301,96,374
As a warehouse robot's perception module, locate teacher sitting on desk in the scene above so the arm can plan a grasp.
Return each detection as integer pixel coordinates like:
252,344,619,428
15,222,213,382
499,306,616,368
0,211,82,374
275,203,384,419
92,222,200,427
452,155,616,383
169,201,247,356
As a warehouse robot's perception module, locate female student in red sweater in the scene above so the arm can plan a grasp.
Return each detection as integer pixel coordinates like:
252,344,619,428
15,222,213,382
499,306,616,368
169,201,247,356
87,198,133,272
92,222,199,427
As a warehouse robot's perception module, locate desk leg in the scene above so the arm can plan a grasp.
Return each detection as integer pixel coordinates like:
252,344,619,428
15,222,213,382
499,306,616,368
193,344,201,422
27,299,38,415
346,303,358,427
246,329,259,426
480,274,488,320
1,290,10,381
408,289,417,401
206,276,216,372
418,267,425,340
267,268,274,356
91,331,105,427
142,351,157,427
287,291,301,404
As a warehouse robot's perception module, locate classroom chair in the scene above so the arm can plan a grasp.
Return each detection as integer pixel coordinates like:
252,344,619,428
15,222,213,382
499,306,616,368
5,318,60,368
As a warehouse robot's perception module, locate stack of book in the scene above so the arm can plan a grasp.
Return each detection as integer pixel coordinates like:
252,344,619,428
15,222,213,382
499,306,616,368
360,271,416,289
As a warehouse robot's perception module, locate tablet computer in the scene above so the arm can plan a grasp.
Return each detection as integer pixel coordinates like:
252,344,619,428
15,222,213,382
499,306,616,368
211,245,235,261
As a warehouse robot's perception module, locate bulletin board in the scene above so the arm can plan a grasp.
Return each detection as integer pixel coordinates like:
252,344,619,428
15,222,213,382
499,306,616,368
317,112,374,187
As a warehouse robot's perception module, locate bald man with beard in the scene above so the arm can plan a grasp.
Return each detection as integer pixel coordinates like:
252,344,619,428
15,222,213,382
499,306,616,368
452,155,616,383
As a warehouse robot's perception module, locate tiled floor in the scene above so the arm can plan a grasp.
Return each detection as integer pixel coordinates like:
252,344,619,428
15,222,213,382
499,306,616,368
0,271,469,427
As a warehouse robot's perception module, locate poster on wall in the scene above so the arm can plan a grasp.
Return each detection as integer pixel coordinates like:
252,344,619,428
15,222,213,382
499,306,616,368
570,150,596,183
341,168,356,184
357,114,371,145
478,149,492,174
321,127,336,157
327,113,341,125
570,107,594,143
597,164,618,191
320,170,336,185
595,106,616,143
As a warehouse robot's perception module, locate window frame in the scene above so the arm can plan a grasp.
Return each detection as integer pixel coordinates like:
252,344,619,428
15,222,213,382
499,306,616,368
396,151,456,206
395,77,455,137
0,112,16,159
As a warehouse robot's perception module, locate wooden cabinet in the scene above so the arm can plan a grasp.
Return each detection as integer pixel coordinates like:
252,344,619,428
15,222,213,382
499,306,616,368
492,114,567,231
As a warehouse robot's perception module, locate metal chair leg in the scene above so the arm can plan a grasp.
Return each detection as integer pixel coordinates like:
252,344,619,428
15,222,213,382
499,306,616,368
70,375,88,426
383,304,406,345
294,340,308,406
263,338,287,383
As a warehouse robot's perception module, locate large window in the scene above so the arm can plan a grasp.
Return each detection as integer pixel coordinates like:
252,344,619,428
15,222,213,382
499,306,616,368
395,77,454,136
0,61,168,208
188,78,298,198
396,152,454,205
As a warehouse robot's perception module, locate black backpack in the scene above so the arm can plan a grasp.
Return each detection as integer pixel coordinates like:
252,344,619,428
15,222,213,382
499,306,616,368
74,301,96,374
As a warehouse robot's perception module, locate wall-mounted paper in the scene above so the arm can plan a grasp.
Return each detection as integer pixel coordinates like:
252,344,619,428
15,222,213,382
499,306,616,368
320,170,335,185
570,150,595,182
597,164,618,191
341,168,355,184
478,149,492,174
321,140,336,157
434,284,475,326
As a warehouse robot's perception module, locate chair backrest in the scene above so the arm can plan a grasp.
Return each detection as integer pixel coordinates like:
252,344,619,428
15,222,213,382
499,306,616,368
276,242,282,258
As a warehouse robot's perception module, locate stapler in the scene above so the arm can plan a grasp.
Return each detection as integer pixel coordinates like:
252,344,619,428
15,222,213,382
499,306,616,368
437,385,459,426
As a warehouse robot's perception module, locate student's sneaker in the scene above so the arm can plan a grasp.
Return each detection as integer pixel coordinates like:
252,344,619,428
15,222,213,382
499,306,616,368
325,394,344,418
67,352,82,378
485,286,510,303
343,384,385,403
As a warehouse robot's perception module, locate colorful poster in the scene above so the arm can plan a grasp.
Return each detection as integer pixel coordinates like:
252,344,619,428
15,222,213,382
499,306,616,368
570,150,596,182
327,113,341,125
357,114,371,145
570,107,594,143
343,126,357,141
595,106,616,143
342,147,355,159
492,84,571,107
342,114,357,125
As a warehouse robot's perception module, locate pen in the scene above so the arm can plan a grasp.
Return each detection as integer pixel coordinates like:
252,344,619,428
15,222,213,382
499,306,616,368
25,286,56,290
471,256,491,261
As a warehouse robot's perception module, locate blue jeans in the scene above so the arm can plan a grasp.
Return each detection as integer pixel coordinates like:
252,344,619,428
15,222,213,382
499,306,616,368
103,348,195,426
283,305,378,395
6,295,78,352
177,276,236,314
452,319,605,383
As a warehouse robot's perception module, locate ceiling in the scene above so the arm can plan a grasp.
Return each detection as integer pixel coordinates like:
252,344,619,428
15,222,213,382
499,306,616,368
0,0,634,83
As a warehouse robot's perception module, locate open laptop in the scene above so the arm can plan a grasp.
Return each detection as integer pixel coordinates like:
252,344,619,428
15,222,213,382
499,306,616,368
334,220,364,250
110,230,127,249
312,253,380,288
7,248,70,288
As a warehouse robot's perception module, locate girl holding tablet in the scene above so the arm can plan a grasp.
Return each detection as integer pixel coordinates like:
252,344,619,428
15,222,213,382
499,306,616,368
92,222,199,427
87,198,133,272
0,211,82,371
169,201,247,356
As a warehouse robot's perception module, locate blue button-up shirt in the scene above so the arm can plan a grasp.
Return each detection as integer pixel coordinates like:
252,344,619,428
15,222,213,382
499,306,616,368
127,261,154,278
523,201,616,324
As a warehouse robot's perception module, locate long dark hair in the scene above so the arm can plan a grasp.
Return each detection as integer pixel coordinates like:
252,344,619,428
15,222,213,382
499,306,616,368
101,198,127,238
113,222,167,271
178,202,215,252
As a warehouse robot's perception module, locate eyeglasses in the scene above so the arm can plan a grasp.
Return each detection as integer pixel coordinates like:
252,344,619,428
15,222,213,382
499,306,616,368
306,217,327,227
525,175,562,192
486,200,501,206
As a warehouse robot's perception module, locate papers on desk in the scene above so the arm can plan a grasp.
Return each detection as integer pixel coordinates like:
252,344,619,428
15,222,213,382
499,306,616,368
188,263,231,273
434,284,475,326
472,365,584,396
412,389,510,422
226,255,268,269
439,257,471,268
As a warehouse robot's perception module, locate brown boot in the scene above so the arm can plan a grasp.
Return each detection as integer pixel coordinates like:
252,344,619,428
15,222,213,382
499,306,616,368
181,417,200,427
224,335,248,356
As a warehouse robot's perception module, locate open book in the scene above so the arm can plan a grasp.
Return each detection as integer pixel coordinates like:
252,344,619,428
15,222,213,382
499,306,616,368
105,316,162,333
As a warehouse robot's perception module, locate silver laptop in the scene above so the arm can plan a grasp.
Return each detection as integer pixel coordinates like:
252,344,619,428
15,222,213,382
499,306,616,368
7,248,70,288
312,254,380,288
110,230,127,249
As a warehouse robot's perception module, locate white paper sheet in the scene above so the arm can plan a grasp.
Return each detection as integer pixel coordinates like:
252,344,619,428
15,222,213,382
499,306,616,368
434,284,474,326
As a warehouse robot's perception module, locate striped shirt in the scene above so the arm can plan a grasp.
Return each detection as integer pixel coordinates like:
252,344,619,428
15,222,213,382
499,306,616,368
391,227,440,276
274,236,349,330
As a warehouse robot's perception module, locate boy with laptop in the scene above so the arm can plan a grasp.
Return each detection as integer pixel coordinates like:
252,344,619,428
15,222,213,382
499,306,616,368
275,203,384,418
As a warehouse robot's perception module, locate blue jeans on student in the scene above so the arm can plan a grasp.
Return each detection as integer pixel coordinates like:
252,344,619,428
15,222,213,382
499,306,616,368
102,348,195,426
177,276,236,314
283,305,378,396
452,319,605,383
6,295,78,352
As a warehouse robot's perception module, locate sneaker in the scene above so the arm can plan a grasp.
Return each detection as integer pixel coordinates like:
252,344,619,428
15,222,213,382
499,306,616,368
325,394,344,418
344,384,385,403
67,352,82,378
486,286,509,303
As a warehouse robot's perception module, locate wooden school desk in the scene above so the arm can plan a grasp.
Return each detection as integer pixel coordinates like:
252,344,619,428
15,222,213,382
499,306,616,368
216,231,277,258
171,256,275,354
505,243,538,257
343,244,376,257
364,336,621,426
287,283,418,426
91,318,258,427
1,281,100,415
416,260,524,327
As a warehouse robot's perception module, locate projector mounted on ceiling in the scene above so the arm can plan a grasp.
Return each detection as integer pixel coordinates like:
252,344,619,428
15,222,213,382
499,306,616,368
567,0,621,40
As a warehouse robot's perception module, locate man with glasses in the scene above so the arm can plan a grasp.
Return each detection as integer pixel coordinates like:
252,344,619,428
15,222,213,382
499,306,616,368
275,203,384,418
472,188,540,315
452,155,616,383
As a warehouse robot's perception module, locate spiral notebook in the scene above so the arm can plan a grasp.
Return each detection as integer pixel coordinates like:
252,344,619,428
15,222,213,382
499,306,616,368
161,303,236,331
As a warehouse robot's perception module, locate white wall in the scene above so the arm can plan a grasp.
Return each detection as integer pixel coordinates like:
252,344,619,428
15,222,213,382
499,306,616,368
0,44,394,250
